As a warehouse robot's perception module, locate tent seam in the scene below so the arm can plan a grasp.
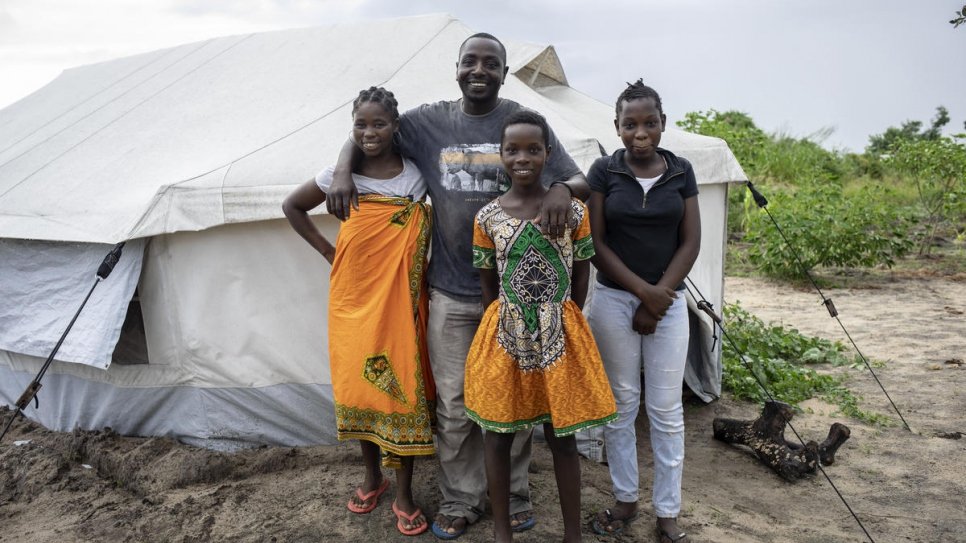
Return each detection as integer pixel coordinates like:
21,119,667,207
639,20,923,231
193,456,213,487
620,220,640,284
0,42,205,161
161,17,461,193
220,162,234,224
0,34,254,202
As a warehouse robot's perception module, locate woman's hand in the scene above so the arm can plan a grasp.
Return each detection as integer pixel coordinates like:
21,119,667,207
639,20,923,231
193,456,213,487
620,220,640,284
632,304,659,335
282,179,336,261
637,282,677,320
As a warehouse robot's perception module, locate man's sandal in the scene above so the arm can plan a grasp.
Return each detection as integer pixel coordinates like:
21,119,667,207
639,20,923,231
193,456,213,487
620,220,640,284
510,511,536,533
430,515,468,540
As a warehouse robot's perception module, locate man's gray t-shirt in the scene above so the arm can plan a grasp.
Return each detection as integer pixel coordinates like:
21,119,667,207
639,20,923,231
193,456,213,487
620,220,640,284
398,98,581,300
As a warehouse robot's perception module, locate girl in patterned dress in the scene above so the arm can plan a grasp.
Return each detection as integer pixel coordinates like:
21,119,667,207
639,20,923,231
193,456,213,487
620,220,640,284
283,87,433,536
464,110,617,543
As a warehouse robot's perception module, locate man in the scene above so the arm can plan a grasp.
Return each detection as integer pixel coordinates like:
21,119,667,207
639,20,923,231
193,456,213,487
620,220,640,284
326,33,589,539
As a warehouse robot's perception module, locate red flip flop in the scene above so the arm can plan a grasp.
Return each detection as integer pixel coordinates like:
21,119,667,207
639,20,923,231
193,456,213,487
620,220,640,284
392,501,429,536
346,478,390,514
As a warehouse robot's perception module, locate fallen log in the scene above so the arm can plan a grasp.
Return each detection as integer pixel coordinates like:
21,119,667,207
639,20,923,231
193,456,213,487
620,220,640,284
713,400,850,481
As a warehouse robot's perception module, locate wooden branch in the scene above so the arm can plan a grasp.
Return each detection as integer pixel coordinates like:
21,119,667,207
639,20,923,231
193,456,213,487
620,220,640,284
817,422,851,465
712,401,850,482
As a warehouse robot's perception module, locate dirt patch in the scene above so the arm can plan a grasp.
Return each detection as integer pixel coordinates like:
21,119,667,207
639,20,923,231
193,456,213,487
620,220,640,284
1,275,964,542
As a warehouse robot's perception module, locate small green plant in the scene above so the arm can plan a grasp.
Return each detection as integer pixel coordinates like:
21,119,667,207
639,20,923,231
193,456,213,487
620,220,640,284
721,302,890,425
823,384,893,425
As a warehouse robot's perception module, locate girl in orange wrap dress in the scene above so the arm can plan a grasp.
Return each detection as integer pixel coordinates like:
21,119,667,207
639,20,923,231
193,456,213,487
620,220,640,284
283,87,433,537
463,109,616,543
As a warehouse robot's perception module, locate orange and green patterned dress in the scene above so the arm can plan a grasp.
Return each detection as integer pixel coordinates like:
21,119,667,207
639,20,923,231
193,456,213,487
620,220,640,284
464,198,617,437
328,195,435,467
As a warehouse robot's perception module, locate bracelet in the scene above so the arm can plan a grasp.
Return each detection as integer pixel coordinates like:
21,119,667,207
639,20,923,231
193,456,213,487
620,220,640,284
550,181,574,197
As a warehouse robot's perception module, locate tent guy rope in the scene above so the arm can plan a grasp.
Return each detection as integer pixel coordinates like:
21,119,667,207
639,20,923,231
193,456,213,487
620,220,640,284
744,181,912,432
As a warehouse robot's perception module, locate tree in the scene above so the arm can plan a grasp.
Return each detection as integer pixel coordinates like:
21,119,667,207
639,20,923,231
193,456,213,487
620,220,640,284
921,106,950,140
866,106,950,155
951,5,966,28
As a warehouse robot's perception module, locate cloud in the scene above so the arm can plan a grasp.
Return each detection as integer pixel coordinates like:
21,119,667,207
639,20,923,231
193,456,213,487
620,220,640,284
1,0,963,149
167,0,366,25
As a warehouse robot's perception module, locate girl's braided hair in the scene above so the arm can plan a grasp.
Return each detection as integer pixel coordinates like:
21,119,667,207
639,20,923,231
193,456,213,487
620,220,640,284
352,86,399,121
615,79,663,117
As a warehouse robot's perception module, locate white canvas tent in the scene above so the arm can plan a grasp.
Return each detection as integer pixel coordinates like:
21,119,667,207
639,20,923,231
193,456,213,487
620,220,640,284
0,14,747,449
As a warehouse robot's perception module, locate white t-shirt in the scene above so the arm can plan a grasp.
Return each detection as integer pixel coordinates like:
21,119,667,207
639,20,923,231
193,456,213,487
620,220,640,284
637,174,662,194
315,157,426,200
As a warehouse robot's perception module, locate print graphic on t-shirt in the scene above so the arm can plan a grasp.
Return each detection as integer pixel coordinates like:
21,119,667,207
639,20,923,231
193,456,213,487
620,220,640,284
438,143,510,193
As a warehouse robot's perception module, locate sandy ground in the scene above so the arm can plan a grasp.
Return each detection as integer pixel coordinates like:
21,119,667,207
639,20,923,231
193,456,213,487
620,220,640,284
1,274,964,543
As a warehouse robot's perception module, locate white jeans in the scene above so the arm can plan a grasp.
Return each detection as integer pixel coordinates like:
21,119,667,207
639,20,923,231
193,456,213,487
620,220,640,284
586,284,689,517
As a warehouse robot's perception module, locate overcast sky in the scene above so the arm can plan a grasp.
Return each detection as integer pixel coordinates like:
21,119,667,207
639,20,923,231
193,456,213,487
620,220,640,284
1,0,963,151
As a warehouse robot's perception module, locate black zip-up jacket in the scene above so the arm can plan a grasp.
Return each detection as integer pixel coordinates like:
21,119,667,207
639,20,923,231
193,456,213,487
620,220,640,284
587,147,698,291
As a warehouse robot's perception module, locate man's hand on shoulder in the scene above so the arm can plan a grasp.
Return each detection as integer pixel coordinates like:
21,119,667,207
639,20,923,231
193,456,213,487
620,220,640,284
535,182,574,239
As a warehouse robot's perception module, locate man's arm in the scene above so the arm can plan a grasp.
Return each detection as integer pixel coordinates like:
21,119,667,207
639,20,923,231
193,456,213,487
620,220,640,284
324,139,362,221
535,122,588,238
555,173,591,201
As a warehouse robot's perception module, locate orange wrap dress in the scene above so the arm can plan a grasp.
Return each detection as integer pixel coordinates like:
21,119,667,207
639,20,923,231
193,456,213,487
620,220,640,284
464,198,616,436
328,195,435,466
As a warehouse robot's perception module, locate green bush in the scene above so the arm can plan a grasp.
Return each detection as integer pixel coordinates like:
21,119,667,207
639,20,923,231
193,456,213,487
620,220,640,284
866,106,951,156
842,152,886,180
677,109,844,186
887,136,966,252
760,132,844,184
679,109,856,247
678,107,959,277
677,109,768,175
743,183,914,278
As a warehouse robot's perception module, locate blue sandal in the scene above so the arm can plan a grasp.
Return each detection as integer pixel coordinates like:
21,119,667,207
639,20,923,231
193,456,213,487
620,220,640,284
431,515,468,540
511,513,537,533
